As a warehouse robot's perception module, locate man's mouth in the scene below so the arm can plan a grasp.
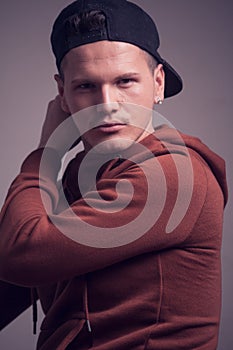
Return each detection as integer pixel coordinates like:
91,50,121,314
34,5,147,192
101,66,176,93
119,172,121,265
94,123,127,133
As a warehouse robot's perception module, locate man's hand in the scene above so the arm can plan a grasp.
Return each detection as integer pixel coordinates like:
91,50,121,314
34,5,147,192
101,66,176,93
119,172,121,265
38,96,80,158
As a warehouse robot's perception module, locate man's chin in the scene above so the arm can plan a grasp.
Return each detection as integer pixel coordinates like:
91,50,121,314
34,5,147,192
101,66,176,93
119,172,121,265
87,138,135,155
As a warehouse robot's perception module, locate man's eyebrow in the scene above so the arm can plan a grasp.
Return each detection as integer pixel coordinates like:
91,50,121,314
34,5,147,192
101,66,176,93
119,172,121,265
115,72,140,79
71,78,93,84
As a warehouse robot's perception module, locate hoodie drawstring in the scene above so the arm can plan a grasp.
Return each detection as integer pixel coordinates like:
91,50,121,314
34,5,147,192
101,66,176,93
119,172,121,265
31,280,92,345
83,277,92,333
31,288,38,335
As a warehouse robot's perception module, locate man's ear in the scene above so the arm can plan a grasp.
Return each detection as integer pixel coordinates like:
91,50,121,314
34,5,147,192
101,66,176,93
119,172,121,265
54,74,70,113
153,64,165,104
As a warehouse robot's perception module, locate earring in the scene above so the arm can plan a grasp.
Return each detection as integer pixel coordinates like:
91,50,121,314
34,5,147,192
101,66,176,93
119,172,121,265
156,97,163,105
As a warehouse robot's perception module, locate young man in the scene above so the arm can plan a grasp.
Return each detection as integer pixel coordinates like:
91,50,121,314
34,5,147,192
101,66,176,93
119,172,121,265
0,1,228,349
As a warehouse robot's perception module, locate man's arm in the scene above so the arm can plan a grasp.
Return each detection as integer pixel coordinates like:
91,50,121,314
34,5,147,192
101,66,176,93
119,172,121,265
0,98,223,287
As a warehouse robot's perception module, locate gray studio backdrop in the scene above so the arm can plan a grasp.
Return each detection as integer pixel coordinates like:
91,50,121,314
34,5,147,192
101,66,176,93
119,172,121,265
0,1,232,349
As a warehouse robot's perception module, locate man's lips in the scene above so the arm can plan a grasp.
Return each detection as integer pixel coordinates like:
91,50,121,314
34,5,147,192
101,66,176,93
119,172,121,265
94,123,127,133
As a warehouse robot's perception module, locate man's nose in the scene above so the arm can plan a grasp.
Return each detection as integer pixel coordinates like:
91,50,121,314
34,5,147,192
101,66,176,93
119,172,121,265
97,85,120,114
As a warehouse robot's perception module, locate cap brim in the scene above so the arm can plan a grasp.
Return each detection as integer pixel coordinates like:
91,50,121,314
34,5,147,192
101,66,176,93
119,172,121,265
162,60,183,98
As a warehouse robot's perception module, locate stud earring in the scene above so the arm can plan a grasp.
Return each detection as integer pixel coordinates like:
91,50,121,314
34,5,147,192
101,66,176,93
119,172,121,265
156,97,163,105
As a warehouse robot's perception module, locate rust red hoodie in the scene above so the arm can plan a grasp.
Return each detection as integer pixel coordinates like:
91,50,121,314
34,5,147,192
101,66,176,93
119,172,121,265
0,125,228,349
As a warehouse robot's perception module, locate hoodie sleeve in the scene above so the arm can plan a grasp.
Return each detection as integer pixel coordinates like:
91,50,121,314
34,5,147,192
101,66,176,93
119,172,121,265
0,145,224,287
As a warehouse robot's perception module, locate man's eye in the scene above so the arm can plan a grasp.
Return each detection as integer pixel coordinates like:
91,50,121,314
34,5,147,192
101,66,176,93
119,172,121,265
118,78,134,87
75,83,95,90
119,79,133,85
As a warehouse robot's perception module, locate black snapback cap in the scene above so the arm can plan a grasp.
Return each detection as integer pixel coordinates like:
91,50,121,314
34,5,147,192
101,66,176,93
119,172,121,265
51,0,183,98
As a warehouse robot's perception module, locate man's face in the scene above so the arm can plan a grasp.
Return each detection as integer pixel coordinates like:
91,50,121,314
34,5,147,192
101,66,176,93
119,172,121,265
56,41,164,154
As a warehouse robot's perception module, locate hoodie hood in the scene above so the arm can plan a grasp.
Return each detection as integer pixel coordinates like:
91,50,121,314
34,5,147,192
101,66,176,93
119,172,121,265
152,124,228,206
63,124,228,209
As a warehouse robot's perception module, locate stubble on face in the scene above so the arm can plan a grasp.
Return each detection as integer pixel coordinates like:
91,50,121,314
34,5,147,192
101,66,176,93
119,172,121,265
57,41,163,154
